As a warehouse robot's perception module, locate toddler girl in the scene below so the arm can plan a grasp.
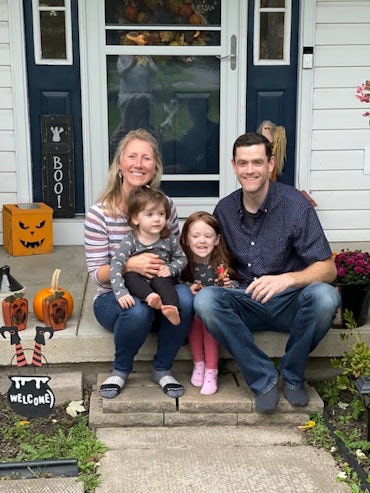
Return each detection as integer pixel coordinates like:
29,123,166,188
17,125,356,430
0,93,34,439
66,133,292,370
180,212,239,395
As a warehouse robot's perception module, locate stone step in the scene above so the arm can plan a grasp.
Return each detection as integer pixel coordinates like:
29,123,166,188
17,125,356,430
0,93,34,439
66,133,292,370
88,365,323,429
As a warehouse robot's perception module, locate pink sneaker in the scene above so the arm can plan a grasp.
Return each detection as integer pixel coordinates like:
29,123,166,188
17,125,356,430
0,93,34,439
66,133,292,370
200,369,218,395
191,361,205,387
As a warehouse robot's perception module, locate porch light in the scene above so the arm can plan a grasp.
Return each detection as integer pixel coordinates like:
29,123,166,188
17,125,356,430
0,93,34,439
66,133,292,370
354,375,370,441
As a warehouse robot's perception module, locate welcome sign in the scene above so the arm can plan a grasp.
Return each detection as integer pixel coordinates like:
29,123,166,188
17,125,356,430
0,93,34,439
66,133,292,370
8,376,55,418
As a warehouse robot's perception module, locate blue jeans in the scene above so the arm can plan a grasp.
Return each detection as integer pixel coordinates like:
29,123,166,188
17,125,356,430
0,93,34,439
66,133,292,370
94,284,193,374
193,283,340,395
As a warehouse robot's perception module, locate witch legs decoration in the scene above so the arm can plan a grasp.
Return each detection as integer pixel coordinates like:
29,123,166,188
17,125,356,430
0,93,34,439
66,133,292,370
1,325,54,367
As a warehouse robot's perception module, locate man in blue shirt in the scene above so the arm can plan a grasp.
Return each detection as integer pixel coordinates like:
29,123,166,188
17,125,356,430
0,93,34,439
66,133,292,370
194,132,341,413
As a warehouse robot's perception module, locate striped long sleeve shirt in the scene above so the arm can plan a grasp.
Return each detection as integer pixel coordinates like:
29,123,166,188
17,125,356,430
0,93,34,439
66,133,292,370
84,197,180,299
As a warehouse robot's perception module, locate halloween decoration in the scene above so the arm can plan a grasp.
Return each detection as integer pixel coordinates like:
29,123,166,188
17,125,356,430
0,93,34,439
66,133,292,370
0,265,26,328
0,265,24,293
0,325,27,367
33,269,73,329
7,375,55,418
31,326,54,367
2,203,53,256
2,293,28,331
3,326,56,417
257,120,287,181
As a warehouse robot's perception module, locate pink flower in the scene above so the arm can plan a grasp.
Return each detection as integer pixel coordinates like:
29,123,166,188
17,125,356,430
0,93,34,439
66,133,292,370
356,80,370,123
334,249,370,285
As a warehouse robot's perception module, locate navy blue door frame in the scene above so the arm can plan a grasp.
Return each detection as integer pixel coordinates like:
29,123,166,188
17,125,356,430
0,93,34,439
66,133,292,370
23,0,84,215
246,1,299,186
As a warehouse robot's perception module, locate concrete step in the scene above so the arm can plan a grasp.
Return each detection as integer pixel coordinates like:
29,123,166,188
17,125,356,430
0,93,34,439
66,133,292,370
88,364,323,429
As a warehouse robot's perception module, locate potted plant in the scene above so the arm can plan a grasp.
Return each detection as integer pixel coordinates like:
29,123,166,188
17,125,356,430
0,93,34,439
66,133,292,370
333,250,370,327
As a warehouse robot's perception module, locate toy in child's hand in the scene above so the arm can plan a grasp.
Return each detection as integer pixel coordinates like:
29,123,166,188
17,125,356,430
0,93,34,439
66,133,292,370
216,264,229,286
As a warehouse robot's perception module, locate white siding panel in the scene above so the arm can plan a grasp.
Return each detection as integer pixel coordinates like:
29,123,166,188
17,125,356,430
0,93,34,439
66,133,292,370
315,46,369,67
311,170,370,190
313,109,368,129
0,66,11,87
0,130,14,151
0,172,16,192
318,210,370,231
0,87,12,108
325,230,370,243
314,68,368,88
0,44,10,64
0,194,17,206
0,21,8,44
0,5,9,22
0,109,13,129
313,88,365,109
312,129,369,150
0,151,15,171
311,150,364,170
316,24,369,45
312,190,370,210
317,2,370,23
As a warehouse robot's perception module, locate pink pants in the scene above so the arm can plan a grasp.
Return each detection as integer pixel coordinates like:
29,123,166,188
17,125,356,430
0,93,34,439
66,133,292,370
188,315,219,369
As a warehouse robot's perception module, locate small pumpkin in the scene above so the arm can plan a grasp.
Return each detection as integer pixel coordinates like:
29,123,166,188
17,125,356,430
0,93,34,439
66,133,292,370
189,13,202,24
33,269,74,322
2,293,28,331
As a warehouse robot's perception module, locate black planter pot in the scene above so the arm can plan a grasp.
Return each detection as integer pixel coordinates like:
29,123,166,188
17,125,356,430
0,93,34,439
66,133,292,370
335,283,370,327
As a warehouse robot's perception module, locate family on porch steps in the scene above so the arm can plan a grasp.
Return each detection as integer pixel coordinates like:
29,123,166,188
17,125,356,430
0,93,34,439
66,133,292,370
84,129,341,413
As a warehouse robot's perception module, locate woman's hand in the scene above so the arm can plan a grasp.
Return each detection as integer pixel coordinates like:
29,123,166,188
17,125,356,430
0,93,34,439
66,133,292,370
125,253,164,279
117,293,136,309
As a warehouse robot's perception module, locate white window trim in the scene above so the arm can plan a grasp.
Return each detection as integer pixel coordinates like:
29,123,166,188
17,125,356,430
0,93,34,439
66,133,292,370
253,0,292,66
32,0,73,65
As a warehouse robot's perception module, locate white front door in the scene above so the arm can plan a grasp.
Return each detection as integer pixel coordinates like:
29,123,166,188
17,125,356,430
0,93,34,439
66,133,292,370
80,0,247,221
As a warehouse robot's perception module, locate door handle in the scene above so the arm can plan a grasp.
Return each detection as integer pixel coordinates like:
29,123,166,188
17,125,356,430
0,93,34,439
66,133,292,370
216,35,237,70
230,34,236,70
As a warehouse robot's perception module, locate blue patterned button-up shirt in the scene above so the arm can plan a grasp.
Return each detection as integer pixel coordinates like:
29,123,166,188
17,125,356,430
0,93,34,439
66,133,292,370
214,181,332,288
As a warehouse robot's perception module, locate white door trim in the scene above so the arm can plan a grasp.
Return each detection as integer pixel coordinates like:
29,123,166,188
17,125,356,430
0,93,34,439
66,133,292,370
296,0,315,191
8,0,32,203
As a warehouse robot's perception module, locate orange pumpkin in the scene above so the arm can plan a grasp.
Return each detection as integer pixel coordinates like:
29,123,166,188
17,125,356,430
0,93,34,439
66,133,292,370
33,269,74,322
189,13,202,24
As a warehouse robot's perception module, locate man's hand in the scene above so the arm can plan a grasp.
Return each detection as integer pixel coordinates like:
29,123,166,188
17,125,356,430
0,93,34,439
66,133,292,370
245,273,293,303
125,253,164,279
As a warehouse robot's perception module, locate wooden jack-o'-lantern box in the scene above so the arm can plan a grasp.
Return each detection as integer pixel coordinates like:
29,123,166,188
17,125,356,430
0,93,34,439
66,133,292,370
2,203,53,256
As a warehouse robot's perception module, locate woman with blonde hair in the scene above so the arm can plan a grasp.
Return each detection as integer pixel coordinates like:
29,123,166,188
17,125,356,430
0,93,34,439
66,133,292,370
85,129,193,399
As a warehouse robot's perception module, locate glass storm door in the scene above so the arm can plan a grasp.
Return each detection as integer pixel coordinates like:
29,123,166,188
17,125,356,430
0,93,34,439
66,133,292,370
100,0,244,214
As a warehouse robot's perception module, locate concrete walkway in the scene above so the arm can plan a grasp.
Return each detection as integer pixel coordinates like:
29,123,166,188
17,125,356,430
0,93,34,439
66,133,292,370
94,425,351,493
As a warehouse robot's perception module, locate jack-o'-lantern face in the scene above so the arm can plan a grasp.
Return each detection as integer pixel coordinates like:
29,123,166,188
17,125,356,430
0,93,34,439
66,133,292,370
2,294,28,331
18,219,46,249
50,298,68,326
10,298,28,326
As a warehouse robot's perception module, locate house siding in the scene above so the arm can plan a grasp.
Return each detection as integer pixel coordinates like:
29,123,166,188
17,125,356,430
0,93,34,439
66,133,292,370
0,2,17,225
311,0,370,242
0,0,369,245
